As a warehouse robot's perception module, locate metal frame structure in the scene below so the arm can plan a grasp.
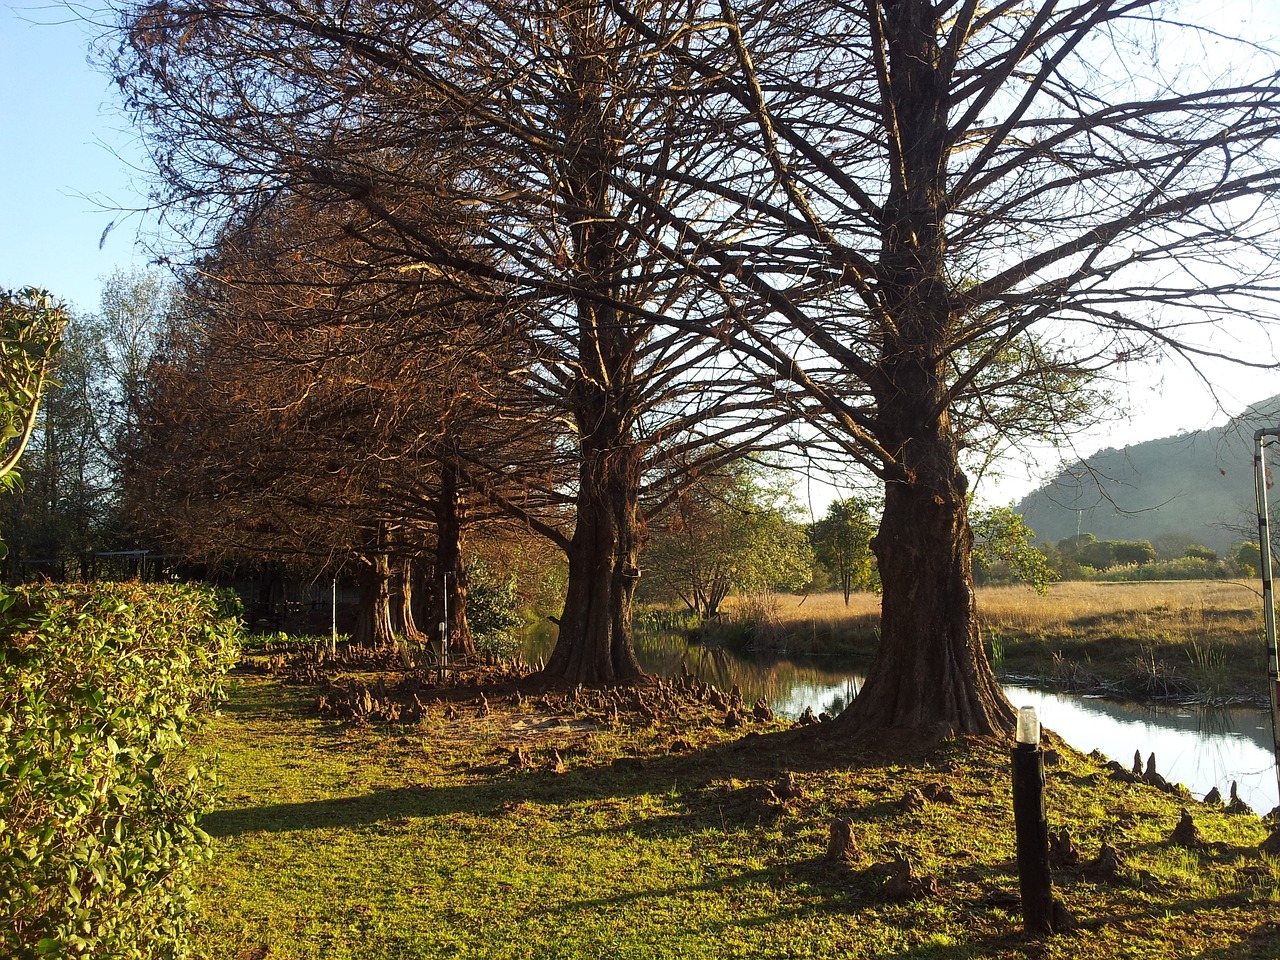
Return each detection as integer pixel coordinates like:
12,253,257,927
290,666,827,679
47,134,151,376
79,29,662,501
1254,427,1280,808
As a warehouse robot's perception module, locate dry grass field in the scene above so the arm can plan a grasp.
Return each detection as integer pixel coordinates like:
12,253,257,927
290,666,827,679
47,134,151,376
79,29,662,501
718,580,1269,700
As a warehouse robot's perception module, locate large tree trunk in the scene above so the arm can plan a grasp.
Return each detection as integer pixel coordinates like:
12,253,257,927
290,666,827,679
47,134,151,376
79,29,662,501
393,558,426,641
542,431,644,685
536,21,645,686
834,434,1014,738
353,551,396,648
431,458,474,659
831,0,1013,739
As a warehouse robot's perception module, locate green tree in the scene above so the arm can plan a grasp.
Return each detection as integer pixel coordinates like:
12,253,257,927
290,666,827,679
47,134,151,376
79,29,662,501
1,272,174,576
1113,540,1158,566
465,557,525,660
971,505,1055,594
810,498,879,604
0,289,66,489
85,267,172,480
1078,540,1117,571
642,464,813,619
1057,533,1098,558
1,317,116,571
1183,544,1217,562
0,289,67,568
1232,541,1262,578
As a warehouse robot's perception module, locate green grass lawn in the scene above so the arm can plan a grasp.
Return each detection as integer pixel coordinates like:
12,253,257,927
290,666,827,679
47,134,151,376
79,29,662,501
187,668,1280,959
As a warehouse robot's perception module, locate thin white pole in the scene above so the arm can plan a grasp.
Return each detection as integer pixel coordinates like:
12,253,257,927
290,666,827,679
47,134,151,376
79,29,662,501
443,570,451,665
331,577,338,657
1254,428,1280,808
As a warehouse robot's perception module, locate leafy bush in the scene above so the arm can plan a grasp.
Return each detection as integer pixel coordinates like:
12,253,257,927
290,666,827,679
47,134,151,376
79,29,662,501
0,582,241,959
971,505,1055,593
1091,557,1228,582
466,559,524,659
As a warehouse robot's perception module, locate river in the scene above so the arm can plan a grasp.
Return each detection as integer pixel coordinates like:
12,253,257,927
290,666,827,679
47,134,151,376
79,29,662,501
525,629,1280,813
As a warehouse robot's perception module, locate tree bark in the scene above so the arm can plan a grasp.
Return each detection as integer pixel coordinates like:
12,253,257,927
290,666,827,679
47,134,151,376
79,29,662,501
431,458,474,659
394,558,426,641
353,550,397,648
541,430,644,685
834,436,1014,738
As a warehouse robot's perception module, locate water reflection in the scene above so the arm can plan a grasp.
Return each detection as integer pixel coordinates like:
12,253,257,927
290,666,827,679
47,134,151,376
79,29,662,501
1005,685,1277,814
523,627,864,718
522,628,1280,813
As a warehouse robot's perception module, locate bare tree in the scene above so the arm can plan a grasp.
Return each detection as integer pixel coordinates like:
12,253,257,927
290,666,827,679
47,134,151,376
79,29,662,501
110,0,793,684
124,197,554,652
614,0,1280,737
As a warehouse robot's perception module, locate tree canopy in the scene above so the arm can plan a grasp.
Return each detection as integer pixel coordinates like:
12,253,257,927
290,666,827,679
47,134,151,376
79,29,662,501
0,289,67,492
810,498,880,604
642,462,813,619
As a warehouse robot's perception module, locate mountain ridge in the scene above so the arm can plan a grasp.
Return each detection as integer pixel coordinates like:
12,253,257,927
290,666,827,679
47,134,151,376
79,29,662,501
1014,393,1280,556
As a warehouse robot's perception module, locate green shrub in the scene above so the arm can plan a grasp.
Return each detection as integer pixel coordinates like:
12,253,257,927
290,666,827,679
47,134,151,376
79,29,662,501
466,559,524,659
0,582,241,959
1092,557,1227,581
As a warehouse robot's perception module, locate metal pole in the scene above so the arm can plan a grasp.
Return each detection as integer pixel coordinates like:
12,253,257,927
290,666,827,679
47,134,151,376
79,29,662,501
1254,428,1280,808
331,577,338,656
439,570,451,681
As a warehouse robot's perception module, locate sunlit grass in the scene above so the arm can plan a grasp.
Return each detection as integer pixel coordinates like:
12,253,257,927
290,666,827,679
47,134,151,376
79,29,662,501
184,673,1280,960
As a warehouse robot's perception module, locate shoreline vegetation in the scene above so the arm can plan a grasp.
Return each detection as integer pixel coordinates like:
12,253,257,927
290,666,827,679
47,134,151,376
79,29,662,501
679,580,1269,706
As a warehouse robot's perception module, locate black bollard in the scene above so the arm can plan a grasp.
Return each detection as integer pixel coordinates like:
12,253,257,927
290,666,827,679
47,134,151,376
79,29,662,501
1012,706,1054,935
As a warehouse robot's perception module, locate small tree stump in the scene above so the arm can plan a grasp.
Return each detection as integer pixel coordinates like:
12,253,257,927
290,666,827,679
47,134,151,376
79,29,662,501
899,788,928,813
1226,781,1253,816
881,853,938,901
1049,828,1081,867
1088,841,1127,882
774,771,804,800
825,817,861,864
921,782,955,804
548,749,567,775
1170,808,1203,848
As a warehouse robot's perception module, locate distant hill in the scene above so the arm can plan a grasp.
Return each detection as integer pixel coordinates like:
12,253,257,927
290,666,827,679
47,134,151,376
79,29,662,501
1015,394,1280,556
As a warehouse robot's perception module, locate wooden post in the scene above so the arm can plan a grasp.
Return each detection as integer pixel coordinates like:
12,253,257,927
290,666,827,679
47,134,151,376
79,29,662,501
1013,706,1054,935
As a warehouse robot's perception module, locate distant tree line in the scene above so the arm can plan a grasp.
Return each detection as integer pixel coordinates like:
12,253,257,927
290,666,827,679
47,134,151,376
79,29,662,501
1039,533,1261,582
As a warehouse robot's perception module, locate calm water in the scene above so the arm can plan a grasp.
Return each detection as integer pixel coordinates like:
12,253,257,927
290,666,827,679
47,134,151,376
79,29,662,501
524,629,1280,812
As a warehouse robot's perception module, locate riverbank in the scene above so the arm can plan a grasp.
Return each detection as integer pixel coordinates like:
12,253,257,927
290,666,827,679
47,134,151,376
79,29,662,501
186,664,1280,959
700,581,1268,704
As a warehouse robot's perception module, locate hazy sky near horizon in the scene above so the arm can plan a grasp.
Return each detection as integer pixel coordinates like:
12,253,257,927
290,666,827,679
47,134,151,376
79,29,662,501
3,0,1280,509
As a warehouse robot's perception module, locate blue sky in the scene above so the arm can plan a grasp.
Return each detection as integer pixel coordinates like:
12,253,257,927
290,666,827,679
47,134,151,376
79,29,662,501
2,0,1279,505
2,3,149,313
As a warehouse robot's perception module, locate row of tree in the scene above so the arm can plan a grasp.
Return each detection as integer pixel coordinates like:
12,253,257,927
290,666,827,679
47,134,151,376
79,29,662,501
83,0,1280,738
